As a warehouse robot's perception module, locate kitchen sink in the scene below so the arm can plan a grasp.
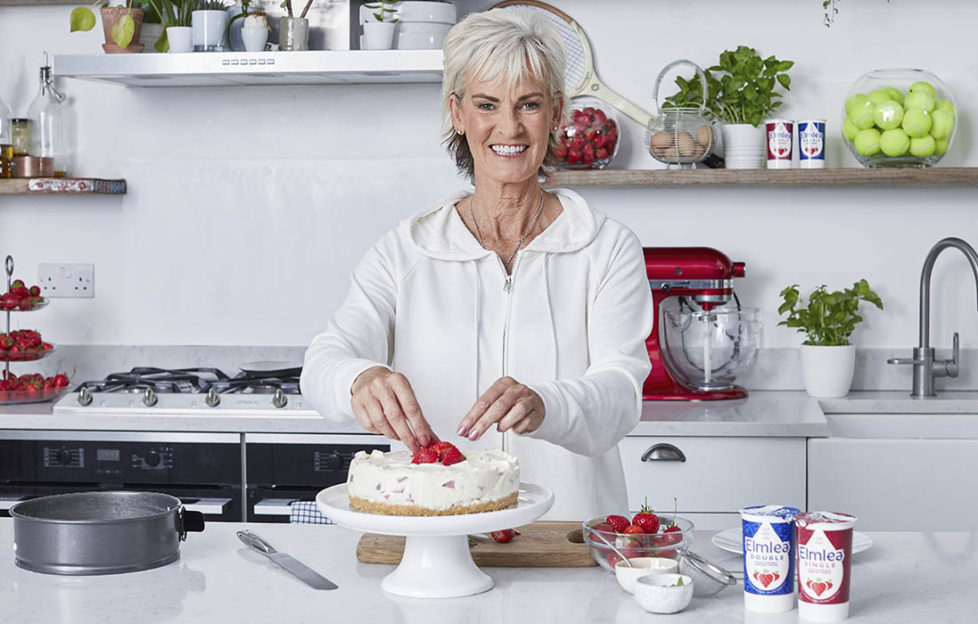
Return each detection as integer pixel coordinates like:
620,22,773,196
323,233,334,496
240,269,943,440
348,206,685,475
824,412,978,439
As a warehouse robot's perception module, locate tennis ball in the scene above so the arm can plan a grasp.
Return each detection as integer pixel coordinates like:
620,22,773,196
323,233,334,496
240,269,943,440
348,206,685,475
908,81,937,98
880,129,910,157
868,88,894,105
909,135,936,157
845,93,870,116
935,138,949,155
904,91,936,112
930,109,955,139
874,100,904,130
936,99,955,114
843,117,860,142
883,87,904,105
902,109,932,138
854,128,882,156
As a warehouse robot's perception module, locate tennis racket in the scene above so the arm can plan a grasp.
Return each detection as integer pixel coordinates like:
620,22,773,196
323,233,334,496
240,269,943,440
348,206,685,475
492,0,653,128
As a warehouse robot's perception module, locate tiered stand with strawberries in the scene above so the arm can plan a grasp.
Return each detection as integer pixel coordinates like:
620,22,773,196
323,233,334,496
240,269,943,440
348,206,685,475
0,256,71,404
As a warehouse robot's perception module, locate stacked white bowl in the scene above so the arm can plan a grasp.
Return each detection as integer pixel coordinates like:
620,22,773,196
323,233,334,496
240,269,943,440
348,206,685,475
395,1,456,50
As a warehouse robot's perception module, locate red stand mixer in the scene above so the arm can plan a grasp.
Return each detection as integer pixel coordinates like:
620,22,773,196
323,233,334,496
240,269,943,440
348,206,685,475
642,247,760,401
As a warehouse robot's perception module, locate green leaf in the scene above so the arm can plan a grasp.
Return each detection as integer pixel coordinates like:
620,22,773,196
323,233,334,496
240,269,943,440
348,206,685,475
154,24,169,52
111,12,135,48
777,74,791,89
69,6,97,32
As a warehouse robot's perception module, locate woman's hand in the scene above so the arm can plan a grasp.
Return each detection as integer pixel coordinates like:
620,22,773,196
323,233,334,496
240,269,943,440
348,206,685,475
456,376,545,441
351,366,435,452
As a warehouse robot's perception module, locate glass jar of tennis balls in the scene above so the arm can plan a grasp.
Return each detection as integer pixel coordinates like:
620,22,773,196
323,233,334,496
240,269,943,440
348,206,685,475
842,68,956,167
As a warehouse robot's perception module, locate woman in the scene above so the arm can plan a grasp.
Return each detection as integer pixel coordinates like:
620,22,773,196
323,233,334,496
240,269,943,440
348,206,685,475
300,8,652,520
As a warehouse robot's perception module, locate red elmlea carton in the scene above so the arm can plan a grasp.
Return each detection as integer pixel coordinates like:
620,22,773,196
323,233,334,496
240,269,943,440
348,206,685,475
795,511,857,622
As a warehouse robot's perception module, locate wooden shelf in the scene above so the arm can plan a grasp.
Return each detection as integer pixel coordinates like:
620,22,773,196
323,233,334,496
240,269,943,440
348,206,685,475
0,178,127,195
544,167,978,187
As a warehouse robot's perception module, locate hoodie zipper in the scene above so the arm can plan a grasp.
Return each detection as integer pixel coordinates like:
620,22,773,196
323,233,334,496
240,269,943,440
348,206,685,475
499,252,522,455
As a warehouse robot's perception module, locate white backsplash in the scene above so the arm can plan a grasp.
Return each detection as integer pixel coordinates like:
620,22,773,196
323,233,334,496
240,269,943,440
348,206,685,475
0,0,977,364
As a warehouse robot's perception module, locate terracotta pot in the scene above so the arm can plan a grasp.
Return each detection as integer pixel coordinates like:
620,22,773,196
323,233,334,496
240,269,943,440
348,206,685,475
100,6,145,53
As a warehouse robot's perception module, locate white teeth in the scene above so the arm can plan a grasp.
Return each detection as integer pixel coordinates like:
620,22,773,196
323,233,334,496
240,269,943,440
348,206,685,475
491,145,527,156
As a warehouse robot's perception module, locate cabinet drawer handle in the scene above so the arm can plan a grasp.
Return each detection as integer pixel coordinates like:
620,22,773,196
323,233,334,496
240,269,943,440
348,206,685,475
641,443,686,462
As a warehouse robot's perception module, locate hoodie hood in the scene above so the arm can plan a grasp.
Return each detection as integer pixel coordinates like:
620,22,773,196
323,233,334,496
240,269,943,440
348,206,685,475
408,187,606,261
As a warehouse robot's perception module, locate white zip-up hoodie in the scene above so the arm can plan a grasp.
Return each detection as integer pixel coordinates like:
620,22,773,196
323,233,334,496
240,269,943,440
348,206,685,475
301,188,653,520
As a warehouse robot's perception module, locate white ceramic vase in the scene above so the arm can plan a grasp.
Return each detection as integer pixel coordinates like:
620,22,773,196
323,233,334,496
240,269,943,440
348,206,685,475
192,9,227,51
722,123,765,169
362,21,396,50
242,26,268,52
800,344,856,398
279,17,309,51
166,26,193,53
139,23,165,52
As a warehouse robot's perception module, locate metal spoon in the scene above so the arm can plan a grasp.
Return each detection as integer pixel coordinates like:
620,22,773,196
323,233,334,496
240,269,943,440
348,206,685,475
590,527,633,567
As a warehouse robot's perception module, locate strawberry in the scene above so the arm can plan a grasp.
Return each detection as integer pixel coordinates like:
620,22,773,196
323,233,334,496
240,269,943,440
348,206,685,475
623,524,644,537
591,521,614,535
411,447,438,464
567,149,581,166
632,499,660,534
490,528,520,543
2,293,18,310
431,441,455,456
29,285,40,297
605,514,630,534
53,373,70,388
10,279,25,290
440,446,465,466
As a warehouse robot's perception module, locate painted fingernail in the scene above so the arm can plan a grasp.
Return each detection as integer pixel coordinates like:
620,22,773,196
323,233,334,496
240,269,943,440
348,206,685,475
419,435,430,447
468,429,479,441
457,426,468,437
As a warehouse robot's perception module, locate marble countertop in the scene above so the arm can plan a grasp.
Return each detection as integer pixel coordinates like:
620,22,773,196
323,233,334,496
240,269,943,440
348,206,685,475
1,519,974,624
3,390,978,439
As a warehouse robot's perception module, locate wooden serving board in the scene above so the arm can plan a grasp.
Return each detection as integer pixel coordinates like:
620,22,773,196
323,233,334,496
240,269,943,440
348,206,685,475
356,521,596,568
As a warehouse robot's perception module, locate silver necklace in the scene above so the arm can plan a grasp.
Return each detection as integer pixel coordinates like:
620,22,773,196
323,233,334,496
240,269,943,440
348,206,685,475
468,189,545,276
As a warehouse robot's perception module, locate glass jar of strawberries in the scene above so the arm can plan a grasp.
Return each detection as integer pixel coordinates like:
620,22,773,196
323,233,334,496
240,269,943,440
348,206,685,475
552,98,620,170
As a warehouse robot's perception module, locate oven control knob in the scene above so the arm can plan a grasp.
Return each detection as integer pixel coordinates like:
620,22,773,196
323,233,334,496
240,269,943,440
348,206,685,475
77,387,92,406
145,451,161,468
272,389,288,409
57,449,72,465
325,451,343,469
143,388,158,407
205,388,221,408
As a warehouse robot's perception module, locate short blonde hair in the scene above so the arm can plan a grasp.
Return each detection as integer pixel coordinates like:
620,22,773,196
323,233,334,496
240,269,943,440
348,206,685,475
441,8,567,179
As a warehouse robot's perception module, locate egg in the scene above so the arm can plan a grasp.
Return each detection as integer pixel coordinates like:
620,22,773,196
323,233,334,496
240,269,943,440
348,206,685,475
676,131,698,157
650,131,674,151
695,125,715,149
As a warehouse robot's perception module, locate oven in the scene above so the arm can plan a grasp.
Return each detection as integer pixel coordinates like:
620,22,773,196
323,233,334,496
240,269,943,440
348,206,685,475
0,431,244,522
246,433,389,523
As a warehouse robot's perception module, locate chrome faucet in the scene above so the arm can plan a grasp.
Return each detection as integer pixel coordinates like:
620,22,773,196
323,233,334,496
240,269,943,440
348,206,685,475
888,237,978,397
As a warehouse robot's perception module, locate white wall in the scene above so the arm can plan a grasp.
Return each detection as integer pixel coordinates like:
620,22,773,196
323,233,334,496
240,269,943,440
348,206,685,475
1,0,977,351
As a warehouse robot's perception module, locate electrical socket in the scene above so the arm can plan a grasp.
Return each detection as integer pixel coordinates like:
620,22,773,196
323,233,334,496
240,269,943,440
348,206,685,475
38,263,95,298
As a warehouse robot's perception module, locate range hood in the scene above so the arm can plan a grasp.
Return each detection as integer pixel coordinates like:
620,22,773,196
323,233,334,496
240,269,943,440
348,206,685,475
53,49,444,87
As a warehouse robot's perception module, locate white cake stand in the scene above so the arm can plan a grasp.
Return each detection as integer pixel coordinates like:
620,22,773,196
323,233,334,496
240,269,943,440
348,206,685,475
317,482,554,598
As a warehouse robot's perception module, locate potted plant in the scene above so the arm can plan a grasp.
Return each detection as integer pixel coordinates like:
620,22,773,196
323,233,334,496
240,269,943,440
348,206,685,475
665,45,793,169
191,0,228,51
778,280,884,398
70,0,145,53
362,0,398,50
143,0,193,52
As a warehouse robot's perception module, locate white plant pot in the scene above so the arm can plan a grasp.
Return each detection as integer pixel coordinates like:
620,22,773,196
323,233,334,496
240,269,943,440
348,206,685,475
721,123,765,169
139,23,165,52
192,10,227,51
800,345,856,398
362,21,396,50
166,26,193,53
241,26,268,52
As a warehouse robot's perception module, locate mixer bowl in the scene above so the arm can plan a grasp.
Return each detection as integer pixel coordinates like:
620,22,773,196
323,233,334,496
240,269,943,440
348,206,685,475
660,305,761,391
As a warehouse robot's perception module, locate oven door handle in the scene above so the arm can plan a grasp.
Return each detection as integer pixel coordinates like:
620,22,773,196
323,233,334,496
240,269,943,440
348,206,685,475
253,498,299,516
181,497,231,515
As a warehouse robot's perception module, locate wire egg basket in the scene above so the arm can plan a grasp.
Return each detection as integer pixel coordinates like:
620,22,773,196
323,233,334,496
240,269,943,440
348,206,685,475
646,60,719,169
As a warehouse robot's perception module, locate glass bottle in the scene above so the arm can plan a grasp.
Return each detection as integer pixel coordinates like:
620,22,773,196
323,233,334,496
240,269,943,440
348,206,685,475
0,89,12,179
27,61,70,178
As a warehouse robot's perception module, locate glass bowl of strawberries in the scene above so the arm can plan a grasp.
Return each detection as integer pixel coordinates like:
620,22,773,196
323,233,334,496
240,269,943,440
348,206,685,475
552,98,620,170
582,511,694,572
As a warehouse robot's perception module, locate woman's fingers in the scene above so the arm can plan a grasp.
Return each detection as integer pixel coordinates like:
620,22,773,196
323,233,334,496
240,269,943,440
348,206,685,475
351,368,433,451
388,373,435,448
459,378,544,441
457,377,512,438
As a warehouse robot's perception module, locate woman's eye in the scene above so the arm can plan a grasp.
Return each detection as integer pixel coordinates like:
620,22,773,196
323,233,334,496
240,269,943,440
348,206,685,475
477,102,495,111
522,101,541,110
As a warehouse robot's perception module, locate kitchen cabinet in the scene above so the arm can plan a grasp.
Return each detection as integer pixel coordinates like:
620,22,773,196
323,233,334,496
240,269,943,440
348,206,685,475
619,435,806,531
808,432,978,531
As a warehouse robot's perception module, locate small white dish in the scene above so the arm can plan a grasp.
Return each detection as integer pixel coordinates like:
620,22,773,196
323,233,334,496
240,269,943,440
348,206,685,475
634,573,694,614
615,557,678,594
711,528,873,555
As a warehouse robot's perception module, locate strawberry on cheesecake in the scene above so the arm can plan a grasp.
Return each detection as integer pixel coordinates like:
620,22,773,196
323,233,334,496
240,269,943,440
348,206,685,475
347,442,519,516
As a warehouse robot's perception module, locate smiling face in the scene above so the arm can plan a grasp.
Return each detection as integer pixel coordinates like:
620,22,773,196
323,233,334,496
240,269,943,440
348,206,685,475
450,71,562,189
